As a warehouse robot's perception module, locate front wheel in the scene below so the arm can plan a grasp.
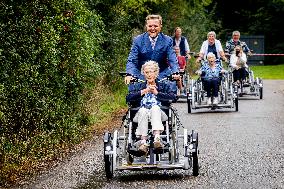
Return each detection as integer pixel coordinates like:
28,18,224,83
104,133,114,179
191,130,199,176
187,98,192,113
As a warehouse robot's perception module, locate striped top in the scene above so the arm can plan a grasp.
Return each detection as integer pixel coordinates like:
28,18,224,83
200,62,223,80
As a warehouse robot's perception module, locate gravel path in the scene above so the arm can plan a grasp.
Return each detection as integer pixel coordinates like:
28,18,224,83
15,80,284,189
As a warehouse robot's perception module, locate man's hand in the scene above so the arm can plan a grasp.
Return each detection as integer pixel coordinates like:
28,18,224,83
221,56,228,63
247,51,252,56
172,73,180,80
195,70,202,75
221,69,227,74
124,75,133,84
186,54,191,60
195,57,202,64
234,65,240,70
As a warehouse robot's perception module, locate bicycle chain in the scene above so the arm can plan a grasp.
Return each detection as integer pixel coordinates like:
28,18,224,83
170,106,184,129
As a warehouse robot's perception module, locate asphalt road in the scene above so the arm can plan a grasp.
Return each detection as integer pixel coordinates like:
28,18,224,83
16,80,284,189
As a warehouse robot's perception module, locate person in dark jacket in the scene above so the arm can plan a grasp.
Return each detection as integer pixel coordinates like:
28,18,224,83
125,14,180,85
172,27,191,60
126,60,177,154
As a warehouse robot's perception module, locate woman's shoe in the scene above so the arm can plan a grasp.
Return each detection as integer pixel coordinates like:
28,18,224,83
207,97,212,105
213,97,219,105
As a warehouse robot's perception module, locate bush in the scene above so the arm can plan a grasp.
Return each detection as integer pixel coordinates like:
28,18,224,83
0,0,104,185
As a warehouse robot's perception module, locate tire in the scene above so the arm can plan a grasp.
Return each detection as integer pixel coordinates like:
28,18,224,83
235,96,238,112
191,130,199,176
104,142,114,179
260,87,263,99
184,157,190,170
126,154,134,165
104,154,113,179
187,98,192,113
192,152,199,176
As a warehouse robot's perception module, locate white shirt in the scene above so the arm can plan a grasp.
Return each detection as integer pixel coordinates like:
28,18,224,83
199,39,223,60
230,52,248,68
149,36,158,50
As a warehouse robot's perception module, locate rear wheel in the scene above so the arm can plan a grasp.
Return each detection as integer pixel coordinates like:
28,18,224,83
235,96,239,112
260,87,263,99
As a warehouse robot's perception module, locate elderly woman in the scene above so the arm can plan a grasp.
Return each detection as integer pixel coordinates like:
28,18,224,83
196,31,227,63
126,60,177,154
230,45,248,84
197,52,226,105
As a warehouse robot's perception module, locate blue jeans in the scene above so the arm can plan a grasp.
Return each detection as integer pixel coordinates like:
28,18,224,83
203,78,219,97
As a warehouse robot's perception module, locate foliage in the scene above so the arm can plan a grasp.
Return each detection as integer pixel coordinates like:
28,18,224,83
0,0,105,185
211,0,284,64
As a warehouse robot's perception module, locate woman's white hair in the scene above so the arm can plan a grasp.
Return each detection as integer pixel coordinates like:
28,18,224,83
141,60,160,75
207,52,216,59
207,31,216,38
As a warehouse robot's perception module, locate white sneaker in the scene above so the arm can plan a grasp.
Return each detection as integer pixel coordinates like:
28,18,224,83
207,97,212,105
213,97,219,105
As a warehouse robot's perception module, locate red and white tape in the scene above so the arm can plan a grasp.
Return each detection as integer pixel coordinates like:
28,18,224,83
252,54,284,56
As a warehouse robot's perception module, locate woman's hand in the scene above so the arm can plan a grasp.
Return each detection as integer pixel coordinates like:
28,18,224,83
149,85,158,95
141,88,150,96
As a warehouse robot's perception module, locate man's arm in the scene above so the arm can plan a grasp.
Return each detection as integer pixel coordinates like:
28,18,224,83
241,41,251,55
216,40,227,61
126,36,140,75
224,41,231,53
184,38,191,59
166,38,179,73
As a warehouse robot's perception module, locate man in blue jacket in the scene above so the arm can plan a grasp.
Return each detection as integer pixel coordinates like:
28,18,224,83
125,14,180,84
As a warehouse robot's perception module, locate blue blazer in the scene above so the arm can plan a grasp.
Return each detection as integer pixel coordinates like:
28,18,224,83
126,32,179,80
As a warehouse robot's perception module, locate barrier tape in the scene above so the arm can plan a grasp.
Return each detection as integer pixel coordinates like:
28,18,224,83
252,54,284,56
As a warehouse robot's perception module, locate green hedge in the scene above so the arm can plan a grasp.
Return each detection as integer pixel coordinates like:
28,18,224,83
0,0,105,185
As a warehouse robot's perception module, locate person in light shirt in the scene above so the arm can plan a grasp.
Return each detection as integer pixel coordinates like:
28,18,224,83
229,45,248,84
196,31,227,64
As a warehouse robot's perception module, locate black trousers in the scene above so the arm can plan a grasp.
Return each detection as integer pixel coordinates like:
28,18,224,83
233,67,247,82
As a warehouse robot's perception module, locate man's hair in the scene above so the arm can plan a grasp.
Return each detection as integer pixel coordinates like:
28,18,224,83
207,31,216,38
141,60,160,75
145,14,162,25
207,52,216,59
232,31,240,37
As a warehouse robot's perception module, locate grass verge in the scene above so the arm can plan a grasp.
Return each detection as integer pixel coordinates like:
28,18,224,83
250,64,284,79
